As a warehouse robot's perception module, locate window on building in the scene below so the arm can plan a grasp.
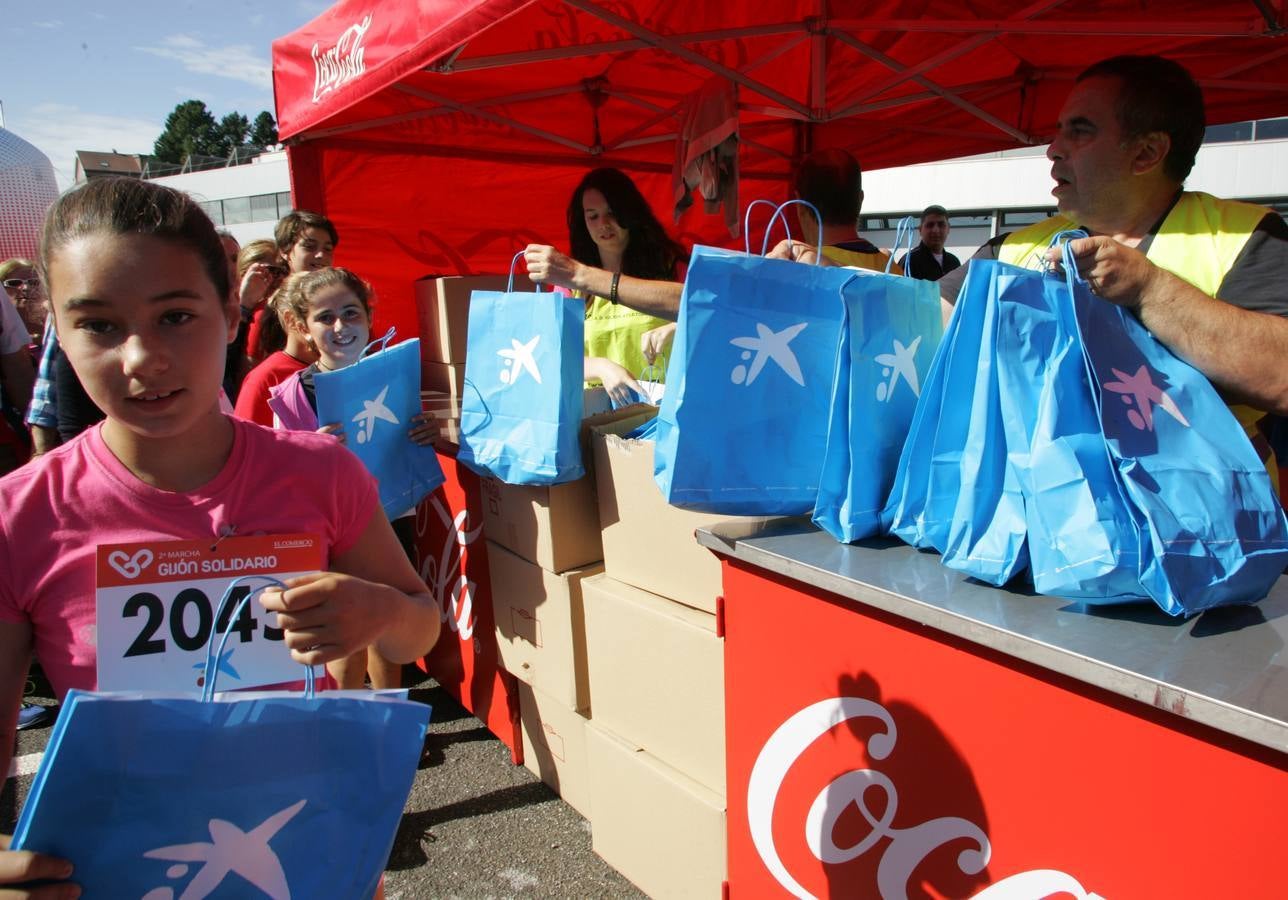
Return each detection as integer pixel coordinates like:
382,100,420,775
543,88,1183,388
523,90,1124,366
1204,121,1254,144
947,213,993,228
249,194,278,222
277,192,294,218
197,200,224,226
1001,210,1054,227
222,196,252,225
1255,118,1288,141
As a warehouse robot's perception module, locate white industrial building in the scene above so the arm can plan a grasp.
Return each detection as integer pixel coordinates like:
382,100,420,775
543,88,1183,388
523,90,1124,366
144,121,1288,259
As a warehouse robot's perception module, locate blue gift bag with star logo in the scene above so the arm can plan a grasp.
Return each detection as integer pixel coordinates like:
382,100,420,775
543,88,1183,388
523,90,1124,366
653,203,851,514
887,234,1288,614
1060,244,1288,613
458,257,585,485
12,582,432,899
812,219,944,543
882,256,1032,585
314,334,445,519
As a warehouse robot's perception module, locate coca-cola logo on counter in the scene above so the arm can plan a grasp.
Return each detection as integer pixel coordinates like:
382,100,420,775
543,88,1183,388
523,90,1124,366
749,697,1103,900
312,14,372,103
415,495,481,641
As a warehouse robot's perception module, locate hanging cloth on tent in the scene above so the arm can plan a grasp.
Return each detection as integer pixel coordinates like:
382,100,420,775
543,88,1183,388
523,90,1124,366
672,77,740,237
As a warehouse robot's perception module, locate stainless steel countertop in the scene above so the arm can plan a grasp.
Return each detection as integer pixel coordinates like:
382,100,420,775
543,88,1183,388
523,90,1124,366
696,517,1288,754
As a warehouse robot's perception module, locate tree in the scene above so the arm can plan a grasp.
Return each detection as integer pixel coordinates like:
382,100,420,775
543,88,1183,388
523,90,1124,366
153,100,220,164
216,112,250,156
250,111,278,148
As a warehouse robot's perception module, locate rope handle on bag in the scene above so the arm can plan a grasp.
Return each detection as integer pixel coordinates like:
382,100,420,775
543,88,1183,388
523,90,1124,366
508,250,544,294
638,354,666,403
1047,229,1091,291
885,215,918,276
743,200,782,254
762,199,825,263
201,575,317,702
360,326,397,358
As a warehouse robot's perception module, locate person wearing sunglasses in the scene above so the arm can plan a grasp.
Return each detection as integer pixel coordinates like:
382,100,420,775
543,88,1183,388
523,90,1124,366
0,259,47,345
0,261,35,449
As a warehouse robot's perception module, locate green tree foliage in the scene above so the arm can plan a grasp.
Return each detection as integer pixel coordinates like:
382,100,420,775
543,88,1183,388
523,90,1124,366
153,102,279,164
250,111,278,148
216,112,250,156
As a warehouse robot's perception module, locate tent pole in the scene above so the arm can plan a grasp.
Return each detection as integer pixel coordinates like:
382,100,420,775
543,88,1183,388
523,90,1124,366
560,0,816,120
829,31,1033,143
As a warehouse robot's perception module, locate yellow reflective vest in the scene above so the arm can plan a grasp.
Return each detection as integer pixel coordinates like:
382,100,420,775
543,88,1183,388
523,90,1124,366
997,191,1278,493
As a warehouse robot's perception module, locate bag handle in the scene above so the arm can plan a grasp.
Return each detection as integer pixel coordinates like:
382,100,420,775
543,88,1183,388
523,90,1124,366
885,215,917,276
743,200,781,254
508,250,544,293
1048,228,1090,293
202,575,318,702
761,199,825,263
638,354,665,402
361,326,397,358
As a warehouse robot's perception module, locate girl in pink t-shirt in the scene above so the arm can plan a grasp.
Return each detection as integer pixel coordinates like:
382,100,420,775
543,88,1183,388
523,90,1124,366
0,177,441,895
266,266,438,692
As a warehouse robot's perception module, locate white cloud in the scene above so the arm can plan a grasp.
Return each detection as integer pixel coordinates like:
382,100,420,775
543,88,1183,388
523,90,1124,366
14,104,162,190
135,35,272,91
33,19,63,29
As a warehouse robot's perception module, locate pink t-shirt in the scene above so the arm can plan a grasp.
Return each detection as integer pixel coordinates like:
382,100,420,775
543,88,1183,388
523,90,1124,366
0,416,379,700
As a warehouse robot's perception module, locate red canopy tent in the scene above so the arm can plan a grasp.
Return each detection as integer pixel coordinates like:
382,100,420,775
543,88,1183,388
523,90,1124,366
271,0,1288,356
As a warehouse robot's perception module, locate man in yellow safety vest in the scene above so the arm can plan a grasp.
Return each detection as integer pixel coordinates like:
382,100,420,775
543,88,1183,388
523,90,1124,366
936,54,1288,495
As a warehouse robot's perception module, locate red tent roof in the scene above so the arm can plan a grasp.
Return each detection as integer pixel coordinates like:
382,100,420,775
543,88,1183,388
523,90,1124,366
270,1,1288,341
275,0,1288,171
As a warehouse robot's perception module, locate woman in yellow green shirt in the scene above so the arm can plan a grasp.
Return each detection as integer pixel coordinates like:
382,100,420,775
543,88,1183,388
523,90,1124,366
566,168,686,406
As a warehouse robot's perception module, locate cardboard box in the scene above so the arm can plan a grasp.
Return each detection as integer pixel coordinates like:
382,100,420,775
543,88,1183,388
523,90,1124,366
586,724,726,900
479,404,654,574
488,539,603,710
591,412,770,615
422,360,465,400
422,390,460,447
414,274,533,365
518,682,592,818
583,574,725,795
481,475,602,574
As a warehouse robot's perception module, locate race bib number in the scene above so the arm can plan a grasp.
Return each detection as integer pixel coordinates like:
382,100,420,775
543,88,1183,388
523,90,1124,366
95,534,324,692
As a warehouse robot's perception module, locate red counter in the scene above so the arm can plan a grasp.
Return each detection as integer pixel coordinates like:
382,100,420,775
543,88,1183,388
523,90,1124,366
701,518,1288,898
413,447,521,762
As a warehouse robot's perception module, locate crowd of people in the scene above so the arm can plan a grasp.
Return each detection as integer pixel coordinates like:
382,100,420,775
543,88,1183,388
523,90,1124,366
1,51,1286,894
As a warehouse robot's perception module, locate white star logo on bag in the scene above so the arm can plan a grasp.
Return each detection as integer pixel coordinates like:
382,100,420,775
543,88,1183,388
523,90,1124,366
351,385,400,444
729,322,808,387
1103,365,1190,432
497,336,543,386
874,336,923,402
142,799,305,899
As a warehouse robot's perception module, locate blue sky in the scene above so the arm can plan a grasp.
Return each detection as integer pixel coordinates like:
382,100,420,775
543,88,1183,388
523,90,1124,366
3,0,332,188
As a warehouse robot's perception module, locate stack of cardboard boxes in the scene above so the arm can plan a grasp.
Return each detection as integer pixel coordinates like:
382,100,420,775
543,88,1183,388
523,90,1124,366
417,275,736,897
486,407,740,899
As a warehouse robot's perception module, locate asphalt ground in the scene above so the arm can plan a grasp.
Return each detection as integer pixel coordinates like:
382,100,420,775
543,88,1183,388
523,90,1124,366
4,666,647,899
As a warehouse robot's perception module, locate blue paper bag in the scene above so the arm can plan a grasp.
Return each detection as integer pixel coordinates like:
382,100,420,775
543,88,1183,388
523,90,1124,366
458,264,585,485
991,245,1146,602
315,334,445,519
13,586,431,899
812,220,944,542
1066,259,1288,614
882,260,1030,585
653,239,849,515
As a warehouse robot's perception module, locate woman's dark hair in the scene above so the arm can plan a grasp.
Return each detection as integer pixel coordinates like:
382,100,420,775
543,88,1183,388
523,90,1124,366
39,176,230,302
566,168,685,281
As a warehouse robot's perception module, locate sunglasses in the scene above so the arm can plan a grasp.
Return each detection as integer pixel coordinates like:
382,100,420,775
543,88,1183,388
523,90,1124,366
3,278,39,289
